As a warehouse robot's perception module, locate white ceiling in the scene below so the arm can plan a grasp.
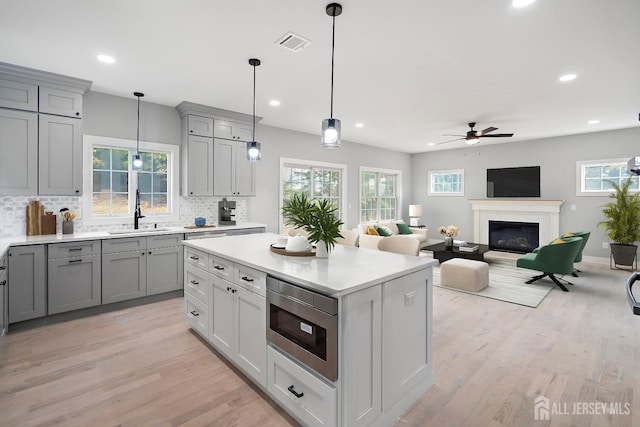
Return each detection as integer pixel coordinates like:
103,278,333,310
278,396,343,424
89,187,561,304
1,0,639,153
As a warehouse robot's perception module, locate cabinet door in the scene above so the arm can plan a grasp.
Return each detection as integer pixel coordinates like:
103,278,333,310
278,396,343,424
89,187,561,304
187,115,214,137
0,78,38,111
186,135,214,196
0,268,7,336
147,246,183,295
38,114,82,195
213,139,234,196
39,86,82,118
235,122,253,142
8,245,46,323
48,255,101,314
213,119,236,139
235,286,267,387
210,276,234,356
0,109,38,195
102,251,147,304
234,141,256,196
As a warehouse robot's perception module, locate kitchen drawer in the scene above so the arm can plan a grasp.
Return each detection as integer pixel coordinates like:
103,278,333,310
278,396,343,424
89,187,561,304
103,237,146,254
185,247,208,270
185,263,210,305
234,264,266,297
210,255,233,281
267,346,337,427
148,234,184,249
184,292,208,337
49,240,101,259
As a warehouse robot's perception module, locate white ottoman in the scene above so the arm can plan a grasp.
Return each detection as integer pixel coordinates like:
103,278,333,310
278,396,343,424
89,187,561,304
440,258,489,292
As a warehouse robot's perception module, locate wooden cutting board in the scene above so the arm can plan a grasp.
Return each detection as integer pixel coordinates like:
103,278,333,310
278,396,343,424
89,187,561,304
41,213,56,235
26,200,44,236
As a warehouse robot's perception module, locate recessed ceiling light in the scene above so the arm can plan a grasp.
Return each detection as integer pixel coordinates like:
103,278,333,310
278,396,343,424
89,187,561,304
512,0,535,7
559,73,577,82
587,119,600,125
269,100,280,106
355,123,364,128
97,54,116,64
427,142,435,146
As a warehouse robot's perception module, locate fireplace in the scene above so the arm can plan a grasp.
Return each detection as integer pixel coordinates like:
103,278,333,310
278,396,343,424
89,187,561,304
489,220,539,253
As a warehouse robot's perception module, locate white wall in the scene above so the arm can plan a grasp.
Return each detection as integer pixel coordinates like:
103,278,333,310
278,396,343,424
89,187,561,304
411,126,640,258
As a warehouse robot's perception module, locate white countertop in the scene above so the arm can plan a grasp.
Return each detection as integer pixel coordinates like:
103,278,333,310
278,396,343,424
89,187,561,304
183,232,436,297
0,222,266,260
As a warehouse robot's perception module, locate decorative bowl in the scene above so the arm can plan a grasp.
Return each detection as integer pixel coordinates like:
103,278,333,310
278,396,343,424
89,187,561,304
194,217,206,227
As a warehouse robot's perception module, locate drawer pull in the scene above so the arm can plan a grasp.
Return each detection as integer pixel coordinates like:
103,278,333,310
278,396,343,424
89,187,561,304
0,280,6,286
190,310,199,317
190,280,199,285
241,276,254,282
287,385,304,398
68,248,82,252
0,266,6,270
69,259,82,263
214,266,225,271
190,256,199,260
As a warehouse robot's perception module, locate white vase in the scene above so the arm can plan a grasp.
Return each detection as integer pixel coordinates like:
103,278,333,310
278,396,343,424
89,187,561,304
315,241,329,258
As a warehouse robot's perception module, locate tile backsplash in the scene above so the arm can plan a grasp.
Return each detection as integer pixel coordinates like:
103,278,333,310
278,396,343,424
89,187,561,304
0,195,248,238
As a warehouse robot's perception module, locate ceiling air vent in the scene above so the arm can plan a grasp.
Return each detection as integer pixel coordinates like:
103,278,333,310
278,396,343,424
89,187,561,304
275,32,311,52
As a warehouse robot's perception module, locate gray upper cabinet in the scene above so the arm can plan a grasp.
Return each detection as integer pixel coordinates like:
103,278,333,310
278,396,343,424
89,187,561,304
183,135,214,196
187,115,214,138
0,109,38,195
38,114,83,195
0,78,38,111
213,139,255,196
8,244,46,323
39,86,82,118
213,119,252,142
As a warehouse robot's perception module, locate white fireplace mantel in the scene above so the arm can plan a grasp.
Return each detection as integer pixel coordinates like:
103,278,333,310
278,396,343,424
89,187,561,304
468,199,565,245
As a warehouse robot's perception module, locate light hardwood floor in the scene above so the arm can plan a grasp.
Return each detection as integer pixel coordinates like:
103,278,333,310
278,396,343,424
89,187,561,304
0,261,638,426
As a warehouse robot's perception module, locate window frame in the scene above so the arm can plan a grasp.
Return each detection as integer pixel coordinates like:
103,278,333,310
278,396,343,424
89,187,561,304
575,158,640,196
82,134,180,226
359,166,403,223
428,168,465,196
279,157,347,234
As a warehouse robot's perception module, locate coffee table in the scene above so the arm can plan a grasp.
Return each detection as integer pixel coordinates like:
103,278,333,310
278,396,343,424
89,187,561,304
423,242,490,263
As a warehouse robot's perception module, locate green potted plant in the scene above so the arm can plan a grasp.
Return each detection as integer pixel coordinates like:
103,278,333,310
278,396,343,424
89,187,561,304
598,177,640,268
281,193,344,257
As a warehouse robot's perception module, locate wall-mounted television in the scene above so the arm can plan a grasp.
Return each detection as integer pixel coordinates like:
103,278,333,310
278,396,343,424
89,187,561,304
487,166,540,198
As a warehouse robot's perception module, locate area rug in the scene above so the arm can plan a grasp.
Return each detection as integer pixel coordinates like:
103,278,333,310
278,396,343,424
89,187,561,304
431,255,554,308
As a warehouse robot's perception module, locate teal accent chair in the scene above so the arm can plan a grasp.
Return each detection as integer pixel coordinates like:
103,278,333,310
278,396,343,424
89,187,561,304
516,236,583,292
561,231,590,276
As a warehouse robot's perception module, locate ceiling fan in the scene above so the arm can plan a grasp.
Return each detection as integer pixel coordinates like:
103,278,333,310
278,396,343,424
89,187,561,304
438,122,514,145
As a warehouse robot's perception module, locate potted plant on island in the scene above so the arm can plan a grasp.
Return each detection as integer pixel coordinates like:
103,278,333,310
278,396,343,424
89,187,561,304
281,193,344,258
598,177,640,269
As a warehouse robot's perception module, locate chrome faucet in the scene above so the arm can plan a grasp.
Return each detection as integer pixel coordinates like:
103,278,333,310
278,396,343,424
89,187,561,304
134,189,145,229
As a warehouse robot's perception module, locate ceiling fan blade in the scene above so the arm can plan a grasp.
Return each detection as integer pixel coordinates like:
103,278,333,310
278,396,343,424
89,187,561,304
441,134,465,137
480,133,514,138
437,137,464,145
480,127,498,135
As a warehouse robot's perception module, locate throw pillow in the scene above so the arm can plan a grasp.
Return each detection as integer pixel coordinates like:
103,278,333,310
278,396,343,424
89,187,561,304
562,232,575,237
551,238,565,245
396,222,412,235
367,225,380,236
374,224,390,237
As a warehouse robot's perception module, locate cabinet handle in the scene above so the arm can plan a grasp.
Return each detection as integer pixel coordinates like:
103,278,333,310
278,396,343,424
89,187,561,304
75,189,79,193
75,112,80,116
69,259,82,263
241,276,254,282
190,256,199,260
0,266,6,270
287,385,304,398
190,310,199,317
231,289,237,294
69,248,82,251
149,251,152,254
226,286,232,292
0,280,6,286
190,280,199,285
214,266,224,271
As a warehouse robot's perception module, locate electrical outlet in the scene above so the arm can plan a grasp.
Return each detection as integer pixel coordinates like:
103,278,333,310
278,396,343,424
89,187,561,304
602,242,609,249
570,204,576,211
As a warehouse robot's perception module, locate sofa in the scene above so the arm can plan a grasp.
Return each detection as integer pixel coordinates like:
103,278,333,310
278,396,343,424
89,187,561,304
357,220,428,250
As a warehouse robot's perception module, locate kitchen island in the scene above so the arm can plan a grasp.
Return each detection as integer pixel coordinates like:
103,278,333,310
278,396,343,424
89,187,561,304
183,232,436,427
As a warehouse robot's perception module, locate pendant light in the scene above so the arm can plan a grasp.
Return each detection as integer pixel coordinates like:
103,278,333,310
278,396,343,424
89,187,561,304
247,58,262,161
321,3,343,149
132,91,144,169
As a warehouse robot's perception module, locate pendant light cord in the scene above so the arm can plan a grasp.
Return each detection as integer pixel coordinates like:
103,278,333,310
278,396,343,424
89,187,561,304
330,10,336,118
252,63,256,142
136,94,141,153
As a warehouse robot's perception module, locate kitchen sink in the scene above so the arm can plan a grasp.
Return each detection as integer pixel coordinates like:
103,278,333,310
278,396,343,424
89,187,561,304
107,228,169,235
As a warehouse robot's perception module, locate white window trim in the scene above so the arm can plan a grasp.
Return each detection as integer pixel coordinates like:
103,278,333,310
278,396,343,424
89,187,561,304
82,134,180,226
575,158,639,197
279,157,348,234
359,166,403,223
428,168,465,196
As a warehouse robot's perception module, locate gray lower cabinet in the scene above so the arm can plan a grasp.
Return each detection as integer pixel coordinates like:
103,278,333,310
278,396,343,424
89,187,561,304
1,256,7,335
147,245,183,295
102,247,147,304
47,241,101,315
8,245,46,323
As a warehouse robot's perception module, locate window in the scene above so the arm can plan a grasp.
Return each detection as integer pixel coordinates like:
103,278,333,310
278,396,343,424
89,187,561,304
280,158,347,232
83,135,179,225
576,159,639,196
428,169,464,196
360,167,401,222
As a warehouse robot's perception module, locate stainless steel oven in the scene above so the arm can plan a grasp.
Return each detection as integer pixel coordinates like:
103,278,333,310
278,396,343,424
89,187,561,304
266,276,338,381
